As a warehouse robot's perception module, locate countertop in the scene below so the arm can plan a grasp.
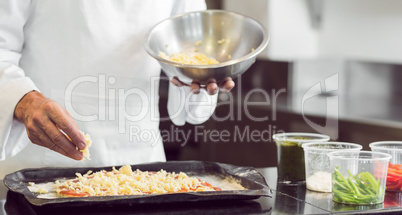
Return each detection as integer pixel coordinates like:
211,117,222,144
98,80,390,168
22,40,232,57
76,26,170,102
2,167,402,215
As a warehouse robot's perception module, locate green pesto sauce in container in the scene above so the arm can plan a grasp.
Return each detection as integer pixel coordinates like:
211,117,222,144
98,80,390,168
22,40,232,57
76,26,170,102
274,136,325,184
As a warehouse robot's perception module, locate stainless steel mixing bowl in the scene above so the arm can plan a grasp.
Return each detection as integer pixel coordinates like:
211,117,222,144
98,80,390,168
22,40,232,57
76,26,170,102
144,10,269,85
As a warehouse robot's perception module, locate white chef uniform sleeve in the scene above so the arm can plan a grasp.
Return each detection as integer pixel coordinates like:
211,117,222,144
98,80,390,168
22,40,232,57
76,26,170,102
167,0,219,126
0,0,39,160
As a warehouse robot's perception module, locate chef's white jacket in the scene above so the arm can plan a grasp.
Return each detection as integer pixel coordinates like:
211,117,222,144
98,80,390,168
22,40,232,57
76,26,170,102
0,0,218,178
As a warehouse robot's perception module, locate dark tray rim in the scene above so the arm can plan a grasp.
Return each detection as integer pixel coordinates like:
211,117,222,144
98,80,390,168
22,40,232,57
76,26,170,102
4,160,272,207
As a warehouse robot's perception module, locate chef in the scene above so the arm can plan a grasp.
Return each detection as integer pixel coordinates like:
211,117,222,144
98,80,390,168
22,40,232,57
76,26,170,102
0,0,235,178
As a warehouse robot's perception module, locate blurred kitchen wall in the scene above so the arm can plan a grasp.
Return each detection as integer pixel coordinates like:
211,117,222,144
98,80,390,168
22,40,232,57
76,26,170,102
223,0,402,126
223,0,402,62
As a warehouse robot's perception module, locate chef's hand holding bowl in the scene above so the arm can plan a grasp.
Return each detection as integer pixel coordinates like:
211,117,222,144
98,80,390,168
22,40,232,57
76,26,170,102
144,10,269,95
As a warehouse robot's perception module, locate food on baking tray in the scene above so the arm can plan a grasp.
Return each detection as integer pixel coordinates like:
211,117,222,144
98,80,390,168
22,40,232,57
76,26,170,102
56,165,222,197
159,51,219,65
28,182,49,194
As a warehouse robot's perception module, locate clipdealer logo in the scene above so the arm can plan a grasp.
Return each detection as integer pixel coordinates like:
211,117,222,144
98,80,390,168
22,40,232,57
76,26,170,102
301,74,339,139
129,124,281,147
63,73,339,145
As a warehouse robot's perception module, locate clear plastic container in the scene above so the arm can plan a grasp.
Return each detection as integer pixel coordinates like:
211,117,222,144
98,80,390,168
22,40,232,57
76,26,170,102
328,151,391,205
302,142,362,192
272,132,330,185
370,141,402,192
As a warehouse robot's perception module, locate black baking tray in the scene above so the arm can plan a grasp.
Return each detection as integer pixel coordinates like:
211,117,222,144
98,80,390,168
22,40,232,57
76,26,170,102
3,160,272,207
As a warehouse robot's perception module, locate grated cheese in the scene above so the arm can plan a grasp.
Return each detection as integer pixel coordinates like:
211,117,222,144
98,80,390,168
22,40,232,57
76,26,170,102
217,39,226,45
37,188,48,194
80,132,92,160
159,51,219,65
56,165,221,197
65,131,92,160
27,182,52,194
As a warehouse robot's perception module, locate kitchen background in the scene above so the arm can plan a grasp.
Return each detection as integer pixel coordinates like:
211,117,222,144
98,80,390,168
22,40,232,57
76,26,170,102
159,0,402,167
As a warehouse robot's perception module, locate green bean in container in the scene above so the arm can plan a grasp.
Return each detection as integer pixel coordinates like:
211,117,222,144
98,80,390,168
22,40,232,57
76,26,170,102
332,167,384,205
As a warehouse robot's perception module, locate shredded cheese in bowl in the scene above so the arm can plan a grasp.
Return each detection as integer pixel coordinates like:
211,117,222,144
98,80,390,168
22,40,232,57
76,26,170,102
159,51,219,65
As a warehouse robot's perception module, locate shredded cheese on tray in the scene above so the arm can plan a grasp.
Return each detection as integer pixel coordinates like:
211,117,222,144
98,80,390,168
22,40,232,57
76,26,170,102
56,165,221,197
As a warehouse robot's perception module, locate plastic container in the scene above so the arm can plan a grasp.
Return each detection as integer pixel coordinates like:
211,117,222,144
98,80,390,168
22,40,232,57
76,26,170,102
328,151,391,205
370,141,402,192
272,132,330,185
302,142,362,192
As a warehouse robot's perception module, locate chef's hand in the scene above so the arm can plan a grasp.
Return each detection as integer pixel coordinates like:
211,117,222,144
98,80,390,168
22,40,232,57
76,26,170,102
14,91,86,160
171,77,235,95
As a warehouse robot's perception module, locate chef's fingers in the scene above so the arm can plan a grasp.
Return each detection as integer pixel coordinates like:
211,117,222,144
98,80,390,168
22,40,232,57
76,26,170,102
190,81,201,94
219,77,235,93
171,76,189,87
15,91,84,160
34,101,84,160
27,124,75,159
206,79,218,95
42,120,84,160
46,102,87,150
